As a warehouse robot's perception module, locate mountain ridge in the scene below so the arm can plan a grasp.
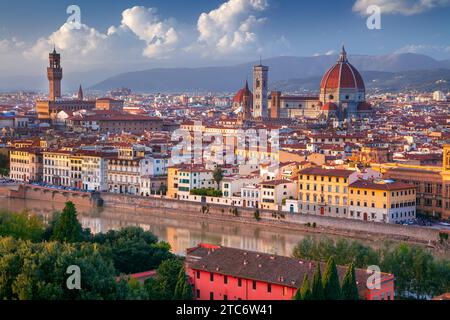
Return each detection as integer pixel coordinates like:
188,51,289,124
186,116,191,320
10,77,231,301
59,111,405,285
90,53,450,93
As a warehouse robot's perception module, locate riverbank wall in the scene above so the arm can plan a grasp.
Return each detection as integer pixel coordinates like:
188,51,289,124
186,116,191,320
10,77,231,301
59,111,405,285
100,193,442,245
1,184,442,245
0,184,101,208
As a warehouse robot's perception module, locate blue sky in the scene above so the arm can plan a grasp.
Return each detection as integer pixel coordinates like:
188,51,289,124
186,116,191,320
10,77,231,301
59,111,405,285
0,0,449,76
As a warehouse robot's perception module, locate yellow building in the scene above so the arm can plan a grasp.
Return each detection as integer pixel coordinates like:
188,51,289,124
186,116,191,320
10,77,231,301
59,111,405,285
371,144,450,220
348,180,416,223
167,164,215,200
9,148,43,182
298,167,355,217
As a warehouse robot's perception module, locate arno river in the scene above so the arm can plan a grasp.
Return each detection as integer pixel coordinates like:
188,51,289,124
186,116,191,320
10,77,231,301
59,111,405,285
0,197,394,257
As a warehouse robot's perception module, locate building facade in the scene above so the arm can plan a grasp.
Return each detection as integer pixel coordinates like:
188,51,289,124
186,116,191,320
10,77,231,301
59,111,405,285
348,180,416,223
186,244,395,301
253,63,269,118
9,148,43,182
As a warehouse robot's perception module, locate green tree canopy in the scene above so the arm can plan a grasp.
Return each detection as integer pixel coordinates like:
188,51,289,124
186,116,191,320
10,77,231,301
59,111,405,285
174,267,193,300
213,166,224,189
145,258,184,300
92,226,174,275
0,209,45,242
0,237,121,300
49,202,84,243
311,263,324,300
322,256,341,300
300,274,312,301
341,263,359,300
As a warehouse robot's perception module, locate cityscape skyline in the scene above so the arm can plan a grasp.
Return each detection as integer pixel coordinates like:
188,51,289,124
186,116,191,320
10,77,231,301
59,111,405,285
0,0,450,80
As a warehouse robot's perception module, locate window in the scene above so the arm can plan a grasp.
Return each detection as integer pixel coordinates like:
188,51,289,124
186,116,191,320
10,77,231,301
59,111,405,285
267,283,272,293
210,292,214,300
197,290,200,299
210,273,214,282
238,278,242,287
196,271,200,279
224,276,228,284
224,295,228,300
253,281,257,290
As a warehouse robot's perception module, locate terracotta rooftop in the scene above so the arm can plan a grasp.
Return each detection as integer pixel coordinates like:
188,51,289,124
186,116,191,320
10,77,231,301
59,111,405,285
187,244,393,295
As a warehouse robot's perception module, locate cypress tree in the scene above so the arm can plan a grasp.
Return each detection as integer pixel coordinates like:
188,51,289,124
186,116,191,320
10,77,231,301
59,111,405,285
323,256,342,300
174,267,193,300
311,263,324,300
50,201,83,243
293,288,302,300
174,268,186,300
301,274,312,301
341,263,359,300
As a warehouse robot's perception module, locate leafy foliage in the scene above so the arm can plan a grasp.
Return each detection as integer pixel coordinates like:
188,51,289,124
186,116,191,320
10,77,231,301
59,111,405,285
191,188,223,197
49,202,84,243
0,209,45,242
311,263,324,300
91,227,175,275
341,263,359,300
322,257,341,300
293,236,450,299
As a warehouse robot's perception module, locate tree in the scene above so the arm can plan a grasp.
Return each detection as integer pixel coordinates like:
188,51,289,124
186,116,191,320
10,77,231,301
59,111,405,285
174,267,193,300
213,166,224,189
49,202,84,243
0,153,9,176
311,263,324,300
300,274,312,300
145,258,184,300
254,210,261,221
293,287,302,300
322,256,341,300
0,209,45,242
0,238,121,300
341,263,359,300
92,227,174,275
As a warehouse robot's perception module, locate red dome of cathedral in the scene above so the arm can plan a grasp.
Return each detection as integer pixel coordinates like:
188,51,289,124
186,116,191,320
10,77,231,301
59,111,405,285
320,46,365,91
233,81,253,105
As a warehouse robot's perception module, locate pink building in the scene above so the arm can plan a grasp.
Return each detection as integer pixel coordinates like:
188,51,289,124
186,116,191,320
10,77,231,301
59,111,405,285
186,244,395,301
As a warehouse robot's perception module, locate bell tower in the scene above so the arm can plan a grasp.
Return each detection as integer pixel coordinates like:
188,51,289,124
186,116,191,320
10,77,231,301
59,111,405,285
253,59,268,118
47,46,63,101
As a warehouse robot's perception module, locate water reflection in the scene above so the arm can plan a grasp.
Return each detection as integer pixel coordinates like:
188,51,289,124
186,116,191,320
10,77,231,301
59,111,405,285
0,197,376,257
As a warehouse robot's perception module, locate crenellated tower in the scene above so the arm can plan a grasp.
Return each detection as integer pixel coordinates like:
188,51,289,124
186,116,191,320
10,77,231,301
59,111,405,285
47,47,63,101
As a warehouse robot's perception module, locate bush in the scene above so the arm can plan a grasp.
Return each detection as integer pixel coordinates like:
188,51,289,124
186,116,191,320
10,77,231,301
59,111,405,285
254,210,261,221
190,188,222,197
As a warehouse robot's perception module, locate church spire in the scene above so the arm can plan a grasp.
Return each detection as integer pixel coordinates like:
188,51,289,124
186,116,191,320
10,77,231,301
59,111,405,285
78,84,83,100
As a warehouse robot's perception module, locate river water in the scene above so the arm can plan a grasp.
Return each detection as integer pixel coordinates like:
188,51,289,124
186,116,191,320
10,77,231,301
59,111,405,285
0,197,393,257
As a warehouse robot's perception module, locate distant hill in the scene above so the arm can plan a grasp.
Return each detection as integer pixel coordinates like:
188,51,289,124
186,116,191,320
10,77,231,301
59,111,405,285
271,69,450,93
91,53,450,93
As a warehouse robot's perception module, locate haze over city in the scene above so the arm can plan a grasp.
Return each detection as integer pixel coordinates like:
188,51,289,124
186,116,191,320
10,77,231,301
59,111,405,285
0,0,450,91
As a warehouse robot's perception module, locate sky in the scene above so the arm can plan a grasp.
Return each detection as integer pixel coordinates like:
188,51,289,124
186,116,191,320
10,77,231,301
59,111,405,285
0,0,449,77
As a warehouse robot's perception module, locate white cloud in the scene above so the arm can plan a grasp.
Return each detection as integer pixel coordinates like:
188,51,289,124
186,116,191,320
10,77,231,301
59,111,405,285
353,0,450,15
313,50,336,57
111,6,180,58
195,0,269,57
0,2,285,76
25,23,109,63
395,44,450,56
